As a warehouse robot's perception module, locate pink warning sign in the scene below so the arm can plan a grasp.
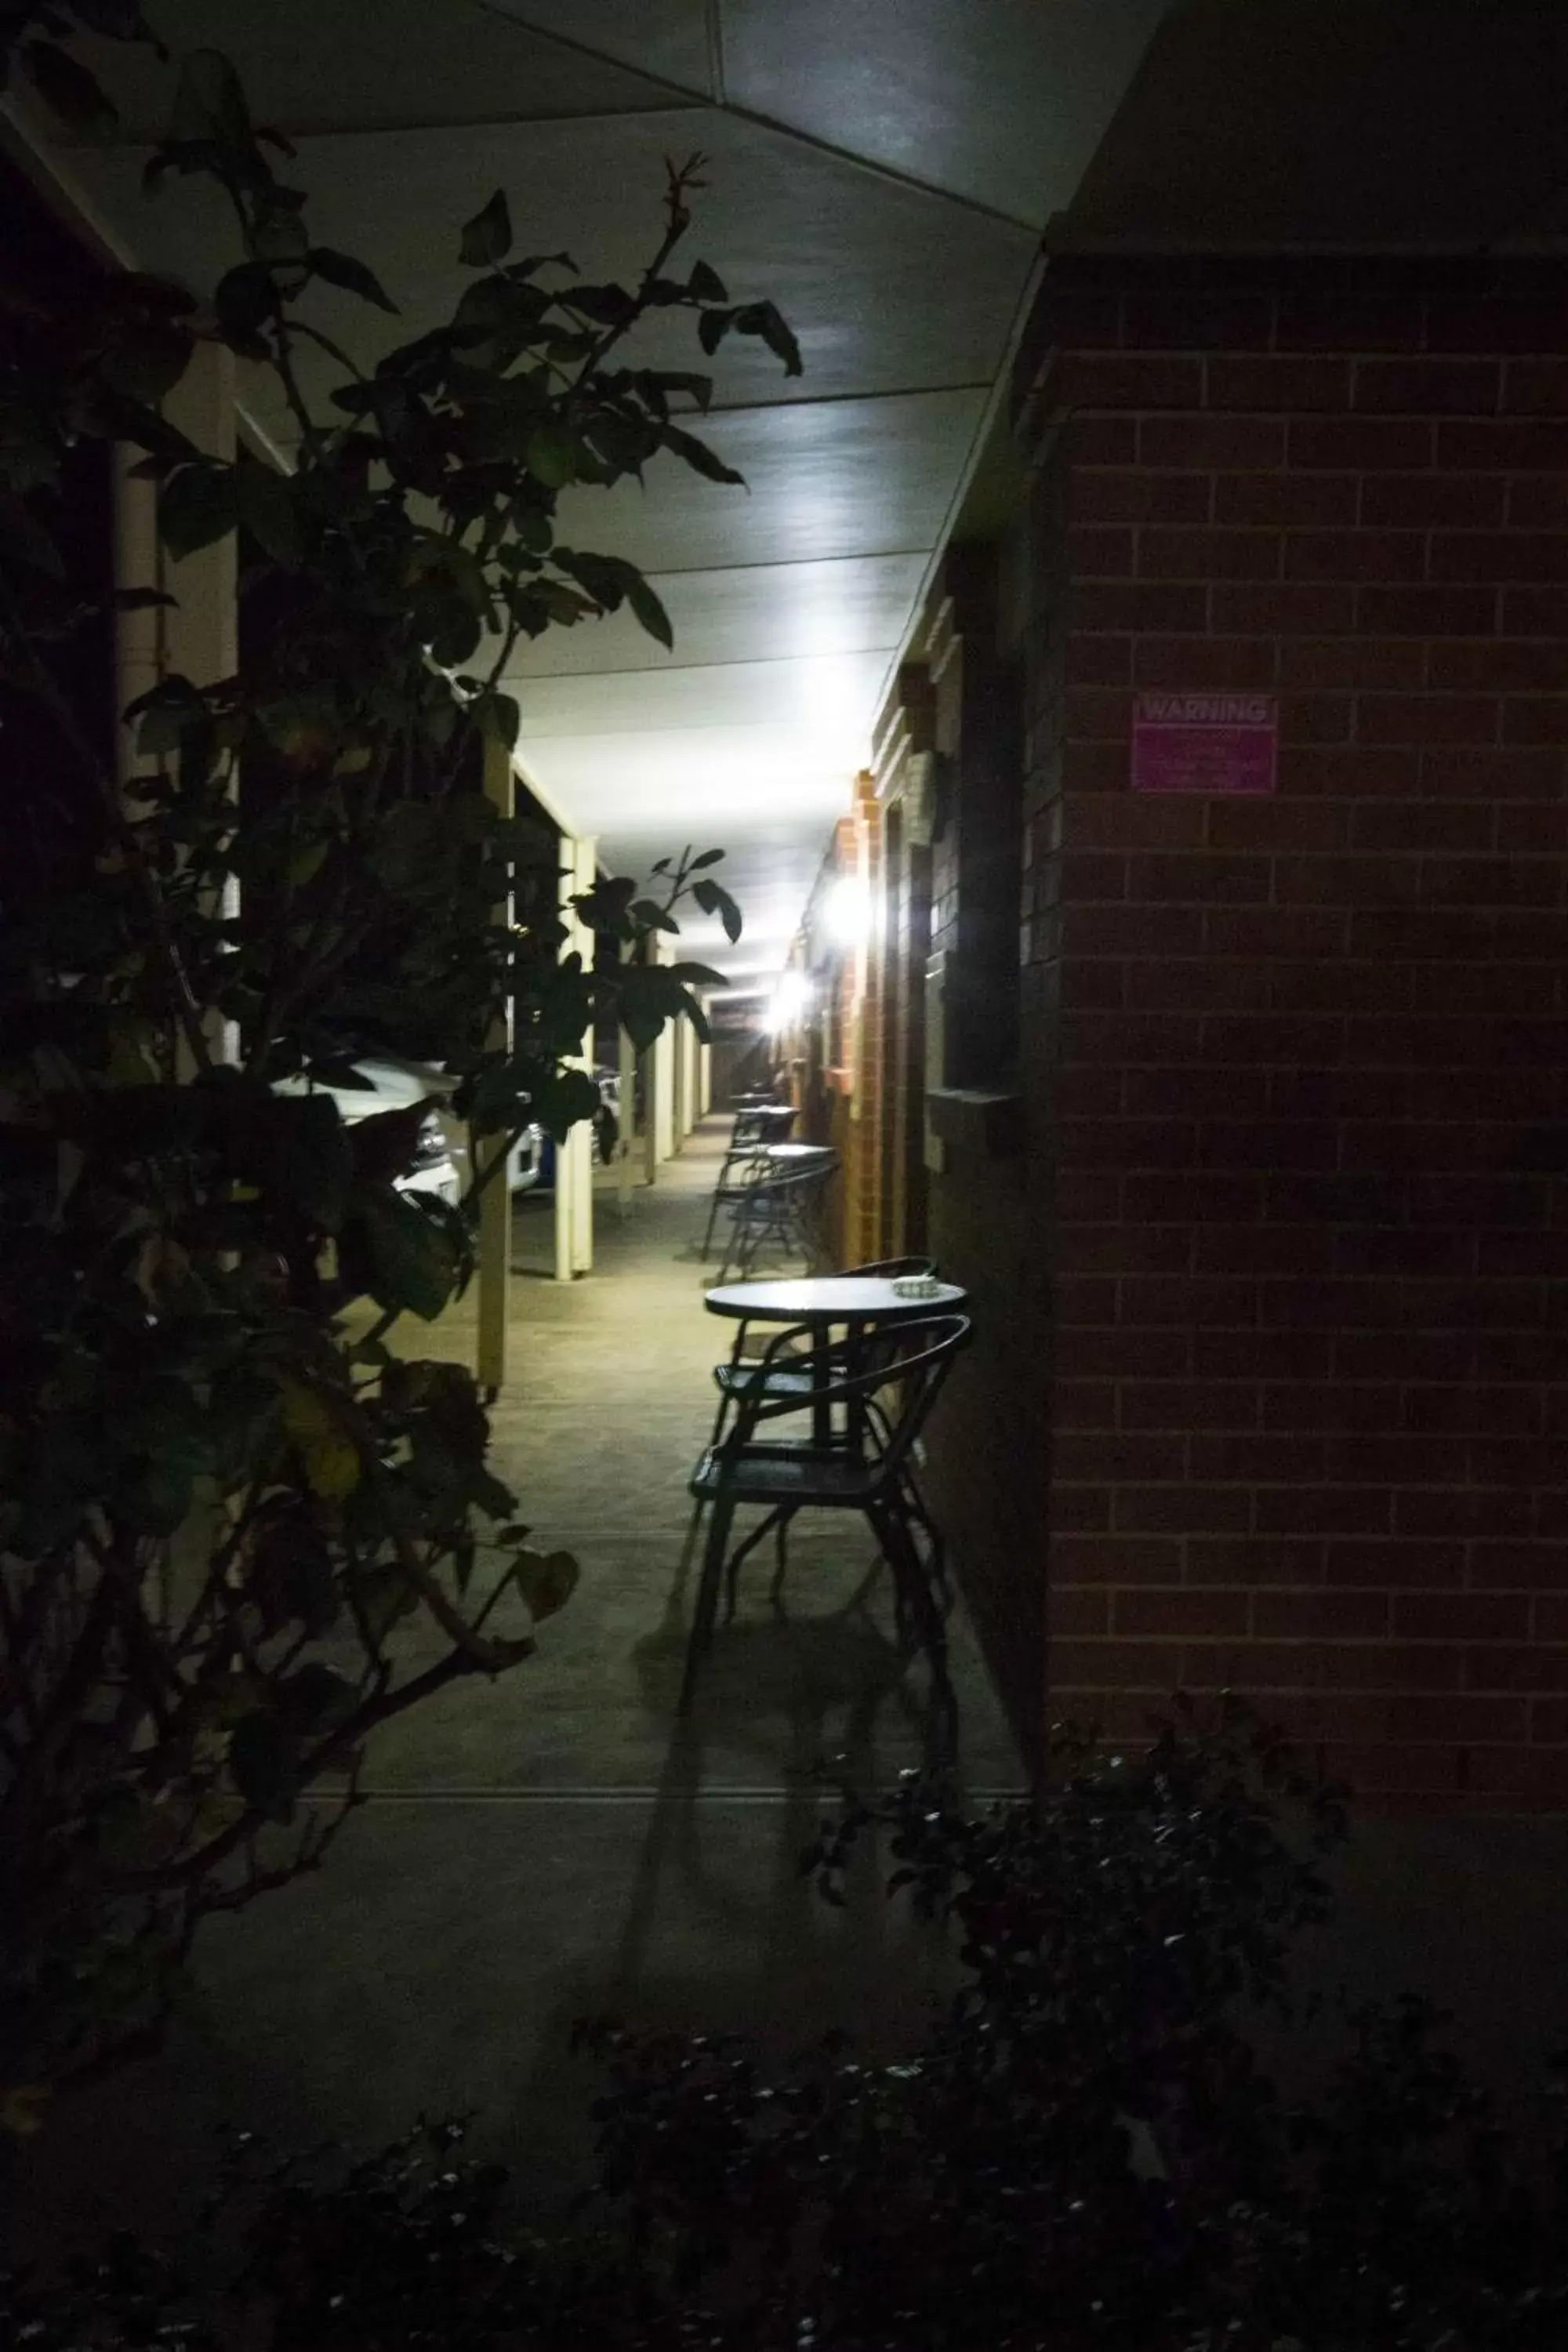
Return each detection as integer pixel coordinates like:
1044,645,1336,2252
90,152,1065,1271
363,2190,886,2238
1131,691,1278,795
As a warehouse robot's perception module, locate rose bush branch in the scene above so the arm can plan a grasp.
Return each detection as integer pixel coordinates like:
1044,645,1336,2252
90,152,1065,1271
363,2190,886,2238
1,27,789,2105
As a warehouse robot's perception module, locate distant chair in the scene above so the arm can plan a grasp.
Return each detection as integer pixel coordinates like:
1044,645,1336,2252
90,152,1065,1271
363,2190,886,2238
699,1105,797,1258
713,1151,836,1283
680,1311,971,1713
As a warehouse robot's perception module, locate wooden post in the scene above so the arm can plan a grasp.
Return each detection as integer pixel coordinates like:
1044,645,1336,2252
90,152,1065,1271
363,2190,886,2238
554,832,597,1279
617,939,636,1219
477,739,514,1394
161,346,238,1070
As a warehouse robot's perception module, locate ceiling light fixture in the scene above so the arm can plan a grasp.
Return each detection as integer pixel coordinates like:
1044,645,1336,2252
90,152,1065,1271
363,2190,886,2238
766,971,813,1035
823,873,873,949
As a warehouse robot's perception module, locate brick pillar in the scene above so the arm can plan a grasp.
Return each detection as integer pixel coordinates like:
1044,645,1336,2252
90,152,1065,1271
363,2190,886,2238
844,775,884,1263
1018,256,1568,1810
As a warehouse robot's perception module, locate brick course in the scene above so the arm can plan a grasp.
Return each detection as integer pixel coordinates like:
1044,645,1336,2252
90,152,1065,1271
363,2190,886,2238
1013,257,1568,1809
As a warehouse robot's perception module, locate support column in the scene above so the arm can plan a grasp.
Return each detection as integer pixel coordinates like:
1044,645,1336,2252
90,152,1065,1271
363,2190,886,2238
681,1017,700,1138
617,942,637,1219
476,739,514,1395
672,1011,688,1147
699,1031,712,1117
642,1044,659,1187
113,445,160,791
160,345,238,1068
554,832,597,1281
653,973,677,1165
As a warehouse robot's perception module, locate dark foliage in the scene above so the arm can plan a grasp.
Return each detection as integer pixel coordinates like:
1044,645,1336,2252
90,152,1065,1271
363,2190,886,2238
2,15,782,2101
5,1705,1567,2345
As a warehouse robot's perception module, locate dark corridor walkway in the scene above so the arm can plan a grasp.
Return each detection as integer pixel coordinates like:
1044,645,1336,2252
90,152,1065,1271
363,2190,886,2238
14,1117,1018,2250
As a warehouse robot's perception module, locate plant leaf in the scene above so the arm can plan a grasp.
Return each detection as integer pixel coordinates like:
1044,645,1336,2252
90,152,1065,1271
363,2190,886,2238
159,462,238,560
515,1547,579,1624
459,190,513,267
525,419,579,490
660,424,745,488
625,573,673,650
354,1188,459,1322
692,877,743,942
280,1381,361,1502
308,245,398,312
234,461,303,568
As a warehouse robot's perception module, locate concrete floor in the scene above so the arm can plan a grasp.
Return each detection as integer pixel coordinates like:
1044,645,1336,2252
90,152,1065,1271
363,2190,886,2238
13,1119,1018,2251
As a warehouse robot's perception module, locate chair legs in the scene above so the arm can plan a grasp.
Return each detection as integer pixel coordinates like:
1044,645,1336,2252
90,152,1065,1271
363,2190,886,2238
869,1497,948,1681
680,1486,947,1715
699,1181,726,1259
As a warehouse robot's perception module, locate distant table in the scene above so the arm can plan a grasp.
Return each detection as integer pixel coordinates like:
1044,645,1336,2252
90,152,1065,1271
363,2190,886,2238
706,1276,965,1446
755,1141,835,1168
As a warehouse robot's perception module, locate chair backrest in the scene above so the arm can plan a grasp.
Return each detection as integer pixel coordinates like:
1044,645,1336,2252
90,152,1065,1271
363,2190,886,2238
735,1313,970,1472
730,1109,770,1149
735,1153,837,1208
840,1255,938,1280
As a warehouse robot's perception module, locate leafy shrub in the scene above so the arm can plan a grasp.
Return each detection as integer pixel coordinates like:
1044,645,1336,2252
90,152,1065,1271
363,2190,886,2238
2,11,794,2100
7,1705,1568,2347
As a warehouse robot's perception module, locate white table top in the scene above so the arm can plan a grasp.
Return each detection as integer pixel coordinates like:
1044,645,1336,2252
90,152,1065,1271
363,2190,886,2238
757,1141,835,1163
704,1275,967,1323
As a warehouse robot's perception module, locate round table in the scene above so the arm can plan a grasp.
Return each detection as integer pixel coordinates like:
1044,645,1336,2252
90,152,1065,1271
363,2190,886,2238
755,1141,834,1167
705,1275,966,1324
704,1275,967,1446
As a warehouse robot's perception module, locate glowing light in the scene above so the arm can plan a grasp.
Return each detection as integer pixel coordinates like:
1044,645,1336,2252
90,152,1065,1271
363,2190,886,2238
766,970,812,1035
823,873,873,949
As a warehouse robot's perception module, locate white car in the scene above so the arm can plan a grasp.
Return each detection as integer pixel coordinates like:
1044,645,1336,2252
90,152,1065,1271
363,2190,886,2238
274,1055,465,1211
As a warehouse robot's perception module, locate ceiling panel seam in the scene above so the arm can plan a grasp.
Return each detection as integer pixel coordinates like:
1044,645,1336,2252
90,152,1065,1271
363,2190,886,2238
706,0,728,105
275,104,710,138
470,0,1040,230
622,548,934,578
705,381,991,414
510,644,902,683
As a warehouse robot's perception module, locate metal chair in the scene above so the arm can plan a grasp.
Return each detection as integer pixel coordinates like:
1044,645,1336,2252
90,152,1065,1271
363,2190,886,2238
713,1152,836,1282
699,1111,771,1258
705,1256,950,1593
679,1312,970,1713
699,1107,798,1257
707,1257,940,1445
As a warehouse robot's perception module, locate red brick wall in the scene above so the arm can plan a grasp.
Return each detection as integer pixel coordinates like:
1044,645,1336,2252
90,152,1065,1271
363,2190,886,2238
1018,258,1568,1811
897,579,1047,1760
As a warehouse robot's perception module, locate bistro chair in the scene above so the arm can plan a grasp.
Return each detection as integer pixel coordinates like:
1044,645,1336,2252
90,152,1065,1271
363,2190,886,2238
707,1256,941,1447
679,1311,970,1714
699,1105,799,1257
704,1255,951,1596
699,1109,771,1258
713,1151,836,1283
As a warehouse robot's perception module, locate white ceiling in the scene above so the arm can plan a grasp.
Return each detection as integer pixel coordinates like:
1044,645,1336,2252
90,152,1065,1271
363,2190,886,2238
32,0,1174,990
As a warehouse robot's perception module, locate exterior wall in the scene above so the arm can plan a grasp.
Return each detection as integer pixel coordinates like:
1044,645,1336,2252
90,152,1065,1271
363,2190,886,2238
803,792,887,1269
882,586,1047,1760
1017,255,1568,1810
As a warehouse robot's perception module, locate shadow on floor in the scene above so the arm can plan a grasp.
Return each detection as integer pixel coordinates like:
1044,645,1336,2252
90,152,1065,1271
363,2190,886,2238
9,1118,1018,2258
